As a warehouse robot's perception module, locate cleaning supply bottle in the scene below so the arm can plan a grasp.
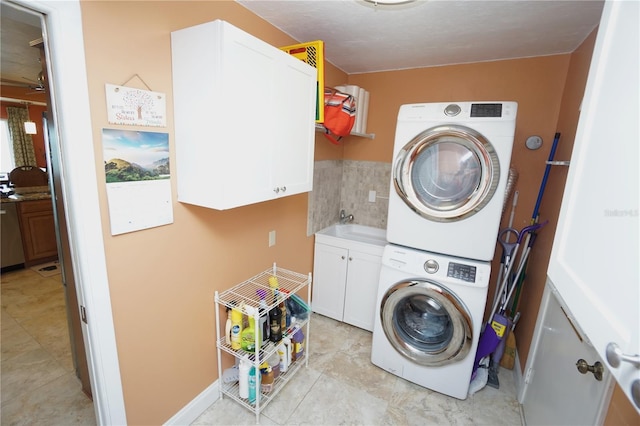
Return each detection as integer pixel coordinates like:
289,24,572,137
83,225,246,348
241,314,257,352
261,366,274,393
256,289,270,346
269,275,279,300
278,337,291,373
230,301,243,350
269,303,282,343
248,365,260,404
225,306,232,345
239,357,250,399
292,329,305,362
268,351,280,379
279,297,287,335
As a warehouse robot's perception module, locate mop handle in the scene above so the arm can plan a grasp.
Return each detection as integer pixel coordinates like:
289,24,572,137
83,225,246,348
532,132,560,221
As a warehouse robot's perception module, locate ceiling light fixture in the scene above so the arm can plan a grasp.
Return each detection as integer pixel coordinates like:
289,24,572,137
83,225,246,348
364,0,416,5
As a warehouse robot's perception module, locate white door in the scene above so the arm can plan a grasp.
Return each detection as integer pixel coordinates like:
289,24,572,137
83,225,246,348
522,281,614,425
547,0,640,413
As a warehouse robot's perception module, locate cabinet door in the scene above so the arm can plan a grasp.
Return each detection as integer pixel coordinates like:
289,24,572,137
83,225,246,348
271,53,316,197
343,251,382,332
17,200,58,265
312,243,348,321
171,20,316,210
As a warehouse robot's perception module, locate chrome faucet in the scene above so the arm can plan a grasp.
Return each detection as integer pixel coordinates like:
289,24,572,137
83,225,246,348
339,209,354,224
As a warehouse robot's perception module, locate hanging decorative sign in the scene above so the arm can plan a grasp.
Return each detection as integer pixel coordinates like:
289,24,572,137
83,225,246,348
106,82,166,127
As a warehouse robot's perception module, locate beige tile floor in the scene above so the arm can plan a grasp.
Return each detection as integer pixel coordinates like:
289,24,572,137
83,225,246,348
193,313,523,425
1,267,522,425
1,267,96,426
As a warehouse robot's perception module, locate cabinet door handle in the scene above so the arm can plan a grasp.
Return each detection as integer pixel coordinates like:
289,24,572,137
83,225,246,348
280,186,286,193
349,257,353,261
341,255,345,260
273,187,280,194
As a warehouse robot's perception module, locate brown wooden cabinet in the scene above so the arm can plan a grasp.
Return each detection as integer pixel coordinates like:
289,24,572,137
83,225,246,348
16,199,58,266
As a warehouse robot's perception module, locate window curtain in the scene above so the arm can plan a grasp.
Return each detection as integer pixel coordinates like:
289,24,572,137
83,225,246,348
6,106,37,167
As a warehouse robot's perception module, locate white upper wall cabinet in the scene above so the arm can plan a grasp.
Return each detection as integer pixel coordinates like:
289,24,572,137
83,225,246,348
171,20,317,210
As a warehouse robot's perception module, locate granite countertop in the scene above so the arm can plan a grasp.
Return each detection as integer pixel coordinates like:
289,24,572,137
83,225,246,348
1,186,52,203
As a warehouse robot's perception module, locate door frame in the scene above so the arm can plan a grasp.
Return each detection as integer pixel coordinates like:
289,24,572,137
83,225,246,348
11,0,126,423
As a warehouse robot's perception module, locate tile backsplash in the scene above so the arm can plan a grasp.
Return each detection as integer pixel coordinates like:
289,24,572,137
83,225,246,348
307,160,391,236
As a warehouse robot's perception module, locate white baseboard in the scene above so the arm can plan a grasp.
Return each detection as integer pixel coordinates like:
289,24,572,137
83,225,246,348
164,380,219,425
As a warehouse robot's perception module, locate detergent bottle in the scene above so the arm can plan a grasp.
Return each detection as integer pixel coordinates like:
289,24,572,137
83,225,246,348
230,301,243,350
241,315,257,352
238,356,250,399
225,306,232,345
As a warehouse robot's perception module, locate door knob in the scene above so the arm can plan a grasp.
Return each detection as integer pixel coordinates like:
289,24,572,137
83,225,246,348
606,342,640,368
576,359,604,381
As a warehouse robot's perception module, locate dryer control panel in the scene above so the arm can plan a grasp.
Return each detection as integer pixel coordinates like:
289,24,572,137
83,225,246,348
447,262,477,283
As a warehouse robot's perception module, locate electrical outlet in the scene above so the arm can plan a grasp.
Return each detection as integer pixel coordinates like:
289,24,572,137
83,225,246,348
368,190,376,202
268,230,276,247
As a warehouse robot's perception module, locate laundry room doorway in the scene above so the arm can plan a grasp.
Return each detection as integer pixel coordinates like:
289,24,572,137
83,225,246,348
4,1,127,423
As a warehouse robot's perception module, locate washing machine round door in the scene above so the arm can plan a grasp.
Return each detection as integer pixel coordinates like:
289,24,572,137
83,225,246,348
394,125,500,222
380,279,473,366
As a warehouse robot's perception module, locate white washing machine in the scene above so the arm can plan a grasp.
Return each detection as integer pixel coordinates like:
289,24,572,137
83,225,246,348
371,244,490,400
387,101,517,261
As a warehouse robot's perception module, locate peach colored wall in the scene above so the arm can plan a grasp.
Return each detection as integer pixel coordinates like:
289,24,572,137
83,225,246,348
77,1,625,423
79,1,345,424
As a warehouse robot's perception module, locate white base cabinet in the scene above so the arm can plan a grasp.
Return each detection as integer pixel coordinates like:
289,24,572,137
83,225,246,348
312,232,384,332
171,20,317,210
214,265,311,424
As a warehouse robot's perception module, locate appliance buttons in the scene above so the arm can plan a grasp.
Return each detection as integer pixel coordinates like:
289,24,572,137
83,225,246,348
424,259,439,274
444,104,461,117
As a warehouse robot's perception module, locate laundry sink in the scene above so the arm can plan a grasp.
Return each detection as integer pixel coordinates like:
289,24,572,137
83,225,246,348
316,223,387,247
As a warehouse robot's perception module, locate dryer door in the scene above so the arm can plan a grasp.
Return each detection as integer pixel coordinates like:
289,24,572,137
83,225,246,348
380,279,473,366
394,125,500,222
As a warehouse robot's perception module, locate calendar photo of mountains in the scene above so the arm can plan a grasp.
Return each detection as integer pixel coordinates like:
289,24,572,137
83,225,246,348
102,129,170,183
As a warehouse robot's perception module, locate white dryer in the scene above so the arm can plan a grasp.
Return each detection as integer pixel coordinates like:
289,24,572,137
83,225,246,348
371,244,490,400
387,101,517,261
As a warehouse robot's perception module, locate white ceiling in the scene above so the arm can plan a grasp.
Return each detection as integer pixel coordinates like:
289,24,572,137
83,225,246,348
0,0,605,87
0,2,43,89
236,0,605,74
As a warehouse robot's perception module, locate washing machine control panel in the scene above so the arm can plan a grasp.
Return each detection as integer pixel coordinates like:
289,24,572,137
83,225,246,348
447,262,477,283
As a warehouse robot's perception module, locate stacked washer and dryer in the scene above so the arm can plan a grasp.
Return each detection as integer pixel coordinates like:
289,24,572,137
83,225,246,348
371,101,518,399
